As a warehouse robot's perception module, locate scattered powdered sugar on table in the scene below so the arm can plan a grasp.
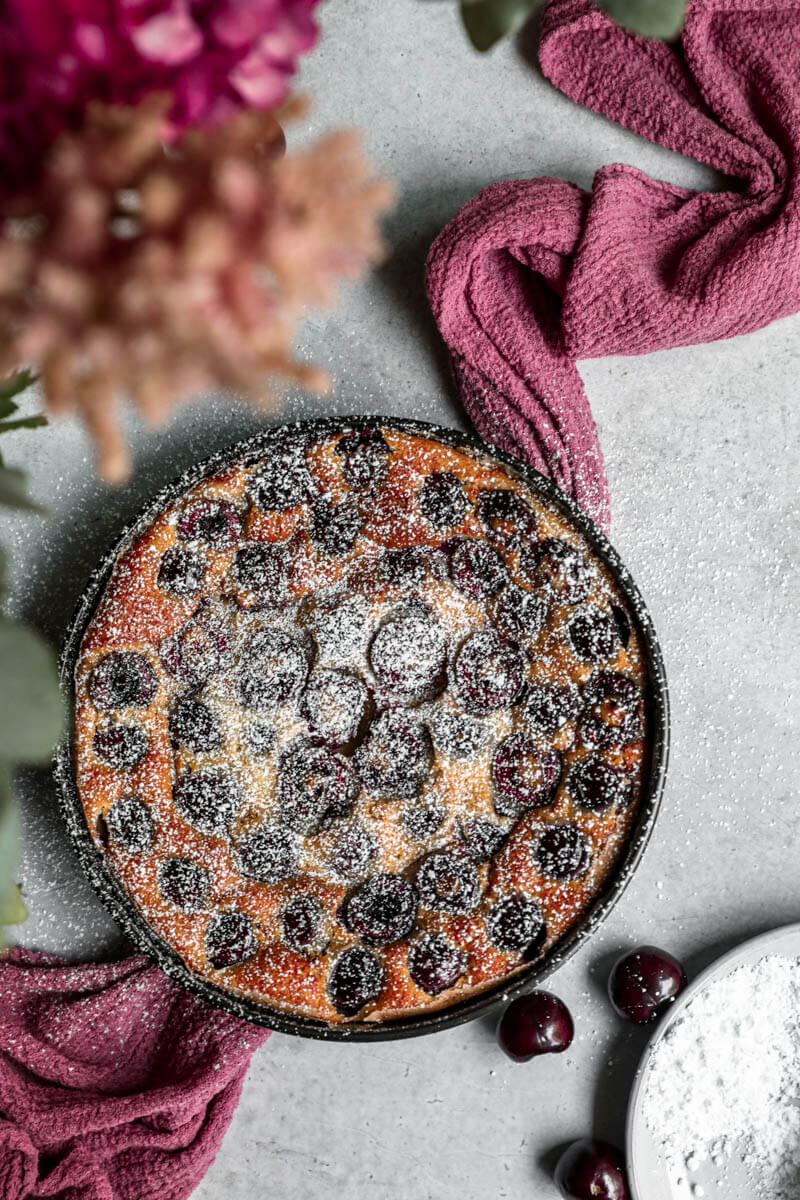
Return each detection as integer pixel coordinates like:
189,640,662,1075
642,953,800,1199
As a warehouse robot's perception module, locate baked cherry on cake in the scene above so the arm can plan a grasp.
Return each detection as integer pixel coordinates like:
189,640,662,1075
73,425,650,1024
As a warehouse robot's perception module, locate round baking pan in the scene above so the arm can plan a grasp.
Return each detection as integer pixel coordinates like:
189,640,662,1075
54,414,669,1040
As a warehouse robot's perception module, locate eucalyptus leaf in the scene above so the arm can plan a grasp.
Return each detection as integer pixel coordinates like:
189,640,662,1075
0,464,45,513
460,0,538,51
0,765,19,895
0,415,48,435
0,766,23,944
0,882,27,926
0,617,64,763
599,0,687,38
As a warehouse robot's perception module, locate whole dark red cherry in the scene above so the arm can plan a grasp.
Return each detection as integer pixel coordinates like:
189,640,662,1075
555,1139,630,1200
608,945,687,1024
497,991,574,1062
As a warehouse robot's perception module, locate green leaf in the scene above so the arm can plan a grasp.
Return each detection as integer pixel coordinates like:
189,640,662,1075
0,369,37,420
599,0,687,39
0,464,45,513
0,369,46,437
0,545,6,599
0,414,48,435
0,617,64,764
0,766,23,944
0,767,19,891
460,0,539,51
0,882,27,926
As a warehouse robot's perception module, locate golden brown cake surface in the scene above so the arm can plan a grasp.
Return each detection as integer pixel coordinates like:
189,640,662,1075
73,425,649,1024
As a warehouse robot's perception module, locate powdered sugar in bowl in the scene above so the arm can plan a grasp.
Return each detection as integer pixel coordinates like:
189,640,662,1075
627,923,800,1200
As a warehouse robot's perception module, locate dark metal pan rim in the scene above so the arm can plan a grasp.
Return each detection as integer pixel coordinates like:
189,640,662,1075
53,413,670,1042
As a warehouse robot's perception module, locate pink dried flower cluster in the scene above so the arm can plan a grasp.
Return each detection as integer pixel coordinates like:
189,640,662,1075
0,0,320,192
0,95,394,482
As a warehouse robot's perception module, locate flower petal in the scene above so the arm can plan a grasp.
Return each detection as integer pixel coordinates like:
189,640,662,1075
128,9,203,65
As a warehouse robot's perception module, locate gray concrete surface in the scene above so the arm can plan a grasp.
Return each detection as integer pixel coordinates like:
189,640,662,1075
4,2,800,1197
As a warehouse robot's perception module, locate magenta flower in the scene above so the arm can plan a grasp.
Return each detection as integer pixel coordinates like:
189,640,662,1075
0,0,320,192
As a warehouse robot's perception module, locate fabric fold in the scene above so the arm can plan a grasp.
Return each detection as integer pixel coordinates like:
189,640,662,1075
427,0,800,530
0,949,269,1200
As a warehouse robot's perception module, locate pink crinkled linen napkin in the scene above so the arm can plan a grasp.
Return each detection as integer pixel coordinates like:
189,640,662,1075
427,0,800,532
0,949,268,1200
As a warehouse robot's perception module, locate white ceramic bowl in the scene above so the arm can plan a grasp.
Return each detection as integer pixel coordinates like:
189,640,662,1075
626,922,800,1199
